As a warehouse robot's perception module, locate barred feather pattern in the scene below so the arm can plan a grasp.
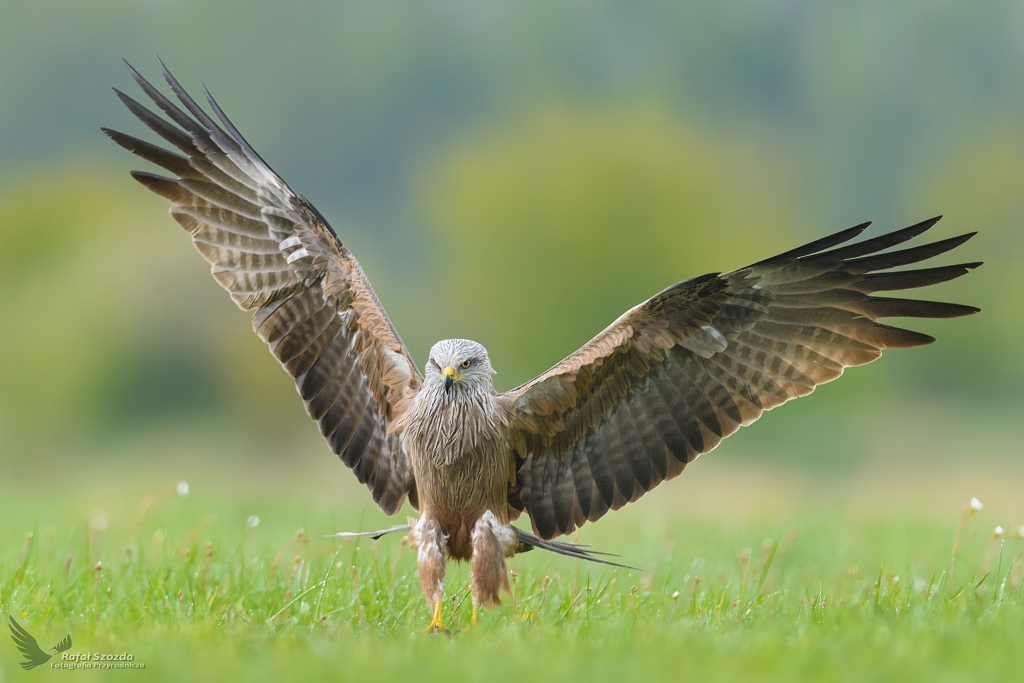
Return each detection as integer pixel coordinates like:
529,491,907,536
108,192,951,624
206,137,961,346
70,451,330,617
105,61,421,514
106,63,979,555
506,217,980,539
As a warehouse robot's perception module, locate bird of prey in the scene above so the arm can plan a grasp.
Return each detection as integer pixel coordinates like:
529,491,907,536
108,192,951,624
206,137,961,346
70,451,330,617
9,617,72,670
104,61,979,631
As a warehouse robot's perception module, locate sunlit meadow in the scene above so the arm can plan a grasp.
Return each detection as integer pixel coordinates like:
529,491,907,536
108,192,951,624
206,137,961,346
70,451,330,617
2,451,1023,682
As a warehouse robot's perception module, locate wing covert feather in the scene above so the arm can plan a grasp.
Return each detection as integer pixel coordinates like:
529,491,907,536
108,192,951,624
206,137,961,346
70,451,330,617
506,218,979,539
106,62,420,514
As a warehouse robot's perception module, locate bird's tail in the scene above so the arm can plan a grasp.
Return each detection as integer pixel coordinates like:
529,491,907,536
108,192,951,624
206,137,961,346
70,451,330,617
324,523,639,570
513,528,639,570
323,524,411,541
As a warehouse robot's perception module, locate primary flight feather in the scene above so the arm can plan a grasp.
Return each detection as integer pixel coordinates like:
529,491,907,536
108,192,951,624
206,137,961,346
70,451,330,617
105,60,979,631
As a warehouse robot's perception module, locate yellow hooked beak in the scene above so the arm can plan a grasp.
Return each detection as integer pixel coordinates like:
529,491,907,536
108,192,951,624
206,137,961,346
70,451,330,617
442,365,455,392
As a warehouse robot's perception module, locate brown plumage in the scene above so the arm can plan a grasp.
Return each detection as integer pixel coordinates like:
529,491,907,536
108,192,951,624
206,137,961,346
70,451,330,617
106,61,980,630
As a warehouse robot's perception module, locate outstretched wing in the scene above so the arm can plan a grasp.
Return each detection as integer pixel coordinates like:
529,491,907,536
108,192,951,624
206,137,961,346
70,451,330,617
53,634,72,653
104,61,421,514
504,218,980,539
9,617,51,669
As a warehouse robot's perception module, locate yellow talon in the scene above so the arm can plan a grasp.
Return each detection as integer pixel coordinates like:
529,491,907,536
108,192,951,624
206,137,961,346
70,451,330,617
457,603,479,633
424,599,446,633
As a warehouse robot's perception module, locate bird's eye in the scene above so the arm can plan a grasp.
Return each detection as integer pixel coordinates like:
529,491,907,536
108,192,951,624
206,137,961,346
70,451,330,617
461,359,472,369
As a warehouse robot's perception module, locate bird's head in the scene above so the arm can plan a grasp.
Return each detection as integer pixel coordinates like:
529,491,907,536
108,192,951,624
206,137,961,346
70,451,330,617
426,339,495,394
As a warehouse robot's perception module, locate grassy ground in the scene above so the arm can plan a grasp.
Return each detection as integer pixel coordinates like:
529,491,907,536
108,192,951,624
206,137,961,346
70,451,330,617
1,452,1023,682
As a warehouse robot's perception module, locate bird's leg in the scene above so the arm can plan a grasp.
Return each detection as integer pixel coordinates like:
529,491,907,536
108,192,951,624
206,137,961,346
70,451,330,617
428,598,444,632
410,516,448,632
467,510,515,628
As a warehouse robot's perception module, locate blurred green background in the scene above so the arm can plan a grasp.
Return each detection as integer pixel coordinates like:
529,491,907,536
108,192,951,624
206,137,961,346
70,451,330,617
0,1,1019,492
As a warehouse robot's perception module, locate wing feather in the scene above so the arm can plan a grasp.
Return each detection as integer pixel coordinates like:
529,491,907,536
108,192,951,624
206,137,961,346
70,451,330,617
506,218,979,539
8,617,50,669
53,634,72,653
107,63,420,514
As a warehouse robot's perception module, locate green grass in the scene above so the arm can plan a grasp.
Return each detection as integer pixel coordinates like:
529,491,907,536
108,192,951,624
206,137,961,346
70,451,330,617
1,457,1023,682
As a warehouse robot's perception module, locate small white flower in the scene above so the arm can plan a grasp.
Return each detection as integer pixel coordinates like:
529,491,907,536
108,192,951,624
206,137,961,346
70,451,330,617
968,497,984,513
246,515,260,529
994,526,1005,539
671,591,680,600
1018,525,1024,539
176,481,190,497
